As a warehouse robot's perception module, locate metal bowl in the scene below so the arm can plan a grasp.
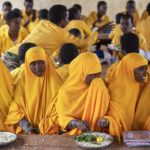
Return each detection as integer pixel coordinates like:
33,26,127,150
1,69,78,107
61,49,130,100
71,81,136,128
0,132,17,146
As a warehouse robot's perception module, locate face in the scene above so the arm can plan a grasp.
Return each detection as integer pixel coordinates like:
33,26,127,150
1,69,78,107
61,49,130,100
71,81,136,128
134,65,148,82
8,17,21,32
24,2,33,14
85,72,101,85
60,11,69,28
75,10,82,20
2,6,11,16
29,60,46,77
98,4,107,16
126,3,136,15
120,18,132,33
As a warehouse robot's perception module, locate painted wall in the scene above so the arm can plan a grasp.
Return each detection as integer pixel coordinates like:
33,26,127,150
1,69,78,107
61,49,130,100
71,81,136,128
0,0,149,21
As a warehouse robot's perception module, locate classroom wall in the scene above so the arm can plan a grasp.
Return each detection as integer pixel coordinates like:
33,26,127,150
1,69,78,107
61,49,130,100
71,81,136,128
0,0,149,21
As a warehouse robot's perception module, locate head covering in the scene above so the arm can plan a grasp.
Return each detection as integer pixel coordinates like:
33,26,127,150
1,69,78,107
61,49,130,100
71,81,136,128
56,52,110,135
105,53,148,136
5,47,62,134
133,66,150,130
0,60,13,131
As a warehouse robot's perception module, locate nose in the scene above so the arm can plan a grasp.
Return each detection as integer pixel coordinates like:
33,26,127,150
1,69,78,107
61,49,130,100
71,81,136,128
35,64,41,71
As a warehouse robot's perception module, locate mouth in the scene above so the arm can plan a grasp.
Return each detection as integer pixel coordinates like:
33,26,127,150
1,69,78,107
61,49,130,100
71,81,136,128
141,76,146,81
35,71,44,76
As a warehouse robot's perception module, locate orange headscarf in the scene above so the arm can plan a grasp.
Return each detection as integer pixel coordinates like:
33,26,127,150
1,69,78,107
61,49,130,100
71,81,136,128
56,52,110,135
5,47,62,134
0,60,14,131
104,53,148,136
133,66,150,130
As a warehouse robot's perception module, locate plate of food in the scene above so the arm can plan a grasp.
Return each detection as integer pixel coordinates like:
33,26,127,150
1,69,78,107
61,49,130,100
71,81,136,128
107,44,122,52
74,132,113,149
0,132,17,146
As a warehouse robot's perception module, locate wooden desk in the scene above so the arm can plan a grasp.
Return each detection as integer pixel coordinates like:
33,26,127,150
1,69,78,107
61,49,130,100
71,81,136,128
0,135,150,150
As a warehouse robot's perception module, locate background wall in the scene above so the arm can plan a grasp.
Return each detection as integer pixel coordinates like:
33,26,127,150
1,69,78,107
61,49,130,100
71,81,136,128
0,0,149,21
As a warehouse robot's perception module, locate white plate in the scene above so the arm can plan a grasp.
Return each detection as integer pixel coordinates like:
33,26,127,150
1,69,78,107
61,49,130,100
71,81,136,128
74,132,113,149
107,44,122,52
0,132,17,146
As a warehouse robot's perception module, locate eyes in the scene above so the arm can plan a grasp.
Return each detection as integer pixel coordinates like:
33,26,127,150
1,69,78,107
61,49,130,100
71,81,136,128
30,60,46,67
89,73,101,78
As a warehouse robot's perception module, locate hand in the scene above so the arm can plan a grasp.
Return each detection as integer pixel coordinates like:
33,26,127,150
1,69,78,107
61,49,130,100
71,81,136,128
28,130,35,135
19,118,33,134
97,118,109,128
97,22,115,33
75,120,91,132
33,126,40,134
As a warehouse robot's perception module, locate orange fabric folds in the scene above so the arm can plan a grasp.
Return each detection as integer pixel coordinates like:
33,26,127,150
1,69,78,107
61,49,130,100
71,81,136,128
56,52,110,135
5,47,62,134
0,60,14,131
133,66,150,130
104,53,148,136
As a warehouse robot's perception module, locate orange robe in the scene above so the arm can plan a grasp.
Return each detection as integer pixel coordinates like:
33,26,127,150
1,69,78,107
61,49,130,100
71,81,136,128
133,66,150,130
136,16,150,48
56,52,110,135
87,11,110,28
6,20,98,57
0,60,14,131
5,47,63,134
104,53,148,136
141,10,149,21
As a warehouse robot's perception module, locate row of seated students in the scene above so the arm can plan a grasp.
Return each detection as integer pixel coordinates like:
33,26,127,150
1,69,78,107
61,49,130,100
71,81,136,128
0,1,150,135
0,32,150,135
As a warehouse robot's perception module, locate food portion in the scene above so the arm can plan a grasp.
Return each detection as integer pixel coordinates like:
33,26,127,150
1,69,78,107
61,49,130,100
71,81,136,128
0,132,17,145
74,132,113,148
107,44,122,52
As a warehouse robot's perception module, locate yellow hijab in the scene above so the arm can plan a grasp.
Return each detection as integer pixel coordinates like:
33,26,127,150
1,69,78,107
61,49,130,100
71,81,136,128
56,52,110,135
5,47,62,134
0,60,14,131
133,66,150,130
104,53,148,136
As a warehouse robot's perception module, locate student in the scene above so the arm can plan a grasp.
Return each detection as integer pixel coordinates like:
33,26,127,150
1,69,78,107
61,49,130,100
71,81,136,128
28,9,48,33
6,5,113,57
0,11,28,54
21,0,38,28
56,52,110,135
69,29,89,54
0,60,14,131
0,8,28,34
0,1,12,27
73,4,88,23
136,4,150,49
56,43,79,82
106,32,139,80
11,43,36,85
109,13,124,39
66,7,92,39
141,3,150,21
5,47,62,134
107,32,150,79
87,1,110,28
133,65,150,131
51,28,88,64
111,14,148,60
99,53,148,136
123,0,139,27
